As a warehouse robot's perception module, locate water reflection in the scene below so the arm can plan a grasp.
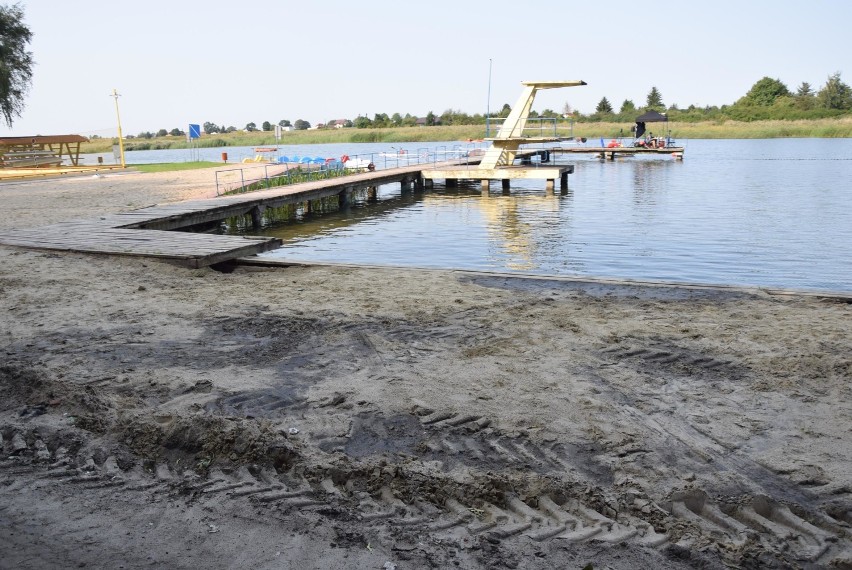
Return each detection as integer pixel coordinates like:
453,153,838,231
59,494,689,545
444,191,564,271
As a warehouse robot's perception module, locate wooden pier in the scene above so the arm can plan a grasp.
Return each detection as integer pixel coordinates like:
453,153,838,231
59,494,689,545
423,163,574,193
0,161,466,268
550,146,685,161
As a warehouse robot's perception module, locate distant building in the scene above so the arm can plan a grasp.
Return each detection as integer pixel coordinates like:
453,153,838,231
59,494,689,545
332,119,349,129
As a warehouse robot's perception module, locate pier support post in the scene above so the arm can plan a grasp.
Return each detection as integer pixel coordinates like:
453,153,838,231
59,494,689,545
502,179,510,190
338,189,350,207
481,179,490,192
561,172,569,191
446,178,458,188
414,176,424,191
250,205,266,229
367,186,377,202
546,179,555,193
424,178,434,189
304,200,312,214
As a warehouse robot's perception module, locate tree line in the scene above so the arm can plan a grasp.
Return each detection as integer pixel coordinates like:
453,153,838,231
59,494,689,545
177,74,851,138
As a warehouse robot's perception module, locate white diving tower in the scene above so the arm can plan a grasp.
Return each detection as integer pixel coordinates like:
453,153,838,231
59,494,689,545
423,80,586,192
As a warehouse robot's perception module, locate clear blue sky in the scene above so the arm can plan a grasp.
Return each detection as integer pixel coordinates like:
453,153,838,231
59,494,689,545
5,0,851,136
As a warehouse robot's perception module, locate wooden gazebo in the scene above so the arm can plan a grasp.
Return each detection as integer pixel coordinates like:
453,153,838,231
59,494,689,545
0,135,88,168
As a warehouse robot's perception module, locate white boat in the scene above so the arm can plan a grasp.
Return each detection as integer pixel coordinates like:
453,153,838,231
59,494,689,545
344,158,374,171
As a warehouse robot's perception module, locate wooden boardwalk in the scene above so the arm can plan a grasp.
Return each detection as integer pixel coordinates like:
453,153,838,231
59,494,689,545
549,146,685,160
0,218,282,268
0,161,455,268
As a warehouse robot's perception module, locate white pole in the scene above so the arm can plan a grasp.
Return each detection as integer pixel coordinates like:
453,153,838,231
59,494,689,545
111,89,126,168
486,59,493,138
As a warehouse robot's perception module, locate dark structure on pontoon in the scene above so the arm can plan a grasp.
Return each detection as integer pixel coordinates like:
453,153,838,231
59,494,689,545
633,110,667,139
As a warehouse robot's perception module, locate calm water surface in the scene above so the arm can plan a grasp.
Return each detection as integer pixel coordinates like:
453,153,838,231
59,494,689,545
244,139,852,291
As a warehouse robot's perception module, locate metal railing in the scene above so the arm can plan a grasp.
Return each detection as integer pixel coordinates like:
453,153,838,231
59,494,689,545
485,117,575,139
214,143,495,195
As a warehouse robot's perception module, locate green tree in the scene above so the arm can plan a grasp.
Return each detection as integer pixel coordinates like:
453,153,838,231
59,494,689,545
740,77,790,106
156,129,168,137
596,97,613,114
169,127,184,136
278,119,291,127
794,82,816,110
796,82,813,97
425,111,436,126
817,72,852,110
293,119,310,130
646,87,664,110
498,103,511,118
353,115,371,128
619,99,636,114
261,120,272,131
391,112,402,126
203,121,220,134
0,3,34,127
245,122,257,132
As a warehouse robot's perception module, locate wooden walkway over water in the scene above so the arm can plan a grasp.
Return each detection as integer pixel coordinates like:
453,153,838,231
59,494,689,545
0,161,456,268
550,146,685,160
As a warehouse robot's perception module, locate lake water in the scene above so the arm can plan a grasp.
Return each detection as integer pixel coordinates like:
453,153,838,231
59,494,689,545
123,139,852,292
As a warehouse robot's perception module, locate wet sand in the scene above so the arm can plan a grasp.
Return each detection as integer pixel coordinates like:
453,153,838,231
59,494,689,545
0,167,850,568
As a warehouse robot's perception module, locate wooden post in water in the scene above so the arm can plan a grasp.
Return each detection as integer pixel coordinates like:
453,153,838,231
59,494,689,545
502,179,510,191
367,186,377,202
304,200,312,215
250,205,265,229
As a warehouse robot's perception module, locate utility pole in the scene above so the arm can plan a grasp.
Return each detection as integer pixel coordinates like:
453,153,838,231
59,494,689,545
111,89,126,168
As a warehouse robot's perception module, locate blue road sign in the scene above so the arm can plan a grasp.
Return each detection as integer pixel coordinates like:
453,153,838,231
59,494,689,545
188,124,201,139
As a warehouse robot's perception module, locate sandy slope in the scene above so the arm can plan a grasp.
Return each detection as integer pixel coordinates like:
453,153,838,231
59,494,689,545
0,168,850,569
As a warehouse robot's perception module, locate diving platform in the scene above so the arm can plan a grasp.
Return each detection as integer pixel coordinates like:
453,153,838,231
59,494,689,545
423,80,586,192
422,164,574,192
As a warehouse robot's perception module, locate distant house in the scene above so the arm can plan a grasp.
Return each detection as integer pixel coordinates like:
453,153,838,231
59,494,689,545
332,119,349,129
415,117,441,126
280,125,294,132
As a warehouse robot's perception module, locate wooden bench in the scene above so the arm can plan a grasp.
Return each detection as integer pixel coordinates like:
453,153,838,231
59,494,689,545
1,151,64,168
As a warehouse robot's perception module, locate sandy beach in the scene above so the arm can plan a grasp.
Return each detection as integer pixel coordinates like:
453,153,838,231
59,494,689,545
0,167,850,569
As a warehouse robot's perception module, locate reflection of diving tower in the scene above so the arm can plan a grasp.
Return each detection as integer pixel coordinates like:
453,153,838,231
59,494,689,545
423,80,586,192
